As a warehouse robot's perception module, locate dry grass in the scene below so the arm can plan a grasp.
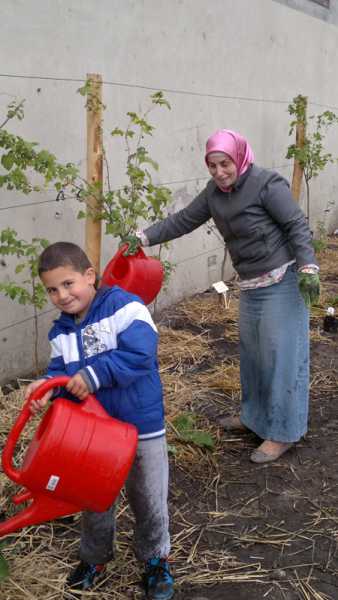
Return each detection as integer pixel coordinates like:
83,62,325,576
194,360,241,394
158,326,211,372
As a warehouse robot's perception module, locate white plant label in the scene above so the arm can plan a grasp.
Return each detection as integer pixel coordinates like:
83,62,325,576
46,475,60,491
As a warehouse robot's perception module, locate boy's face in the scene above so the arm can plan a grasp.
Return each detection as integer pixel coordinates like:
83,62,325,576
41,265,96,320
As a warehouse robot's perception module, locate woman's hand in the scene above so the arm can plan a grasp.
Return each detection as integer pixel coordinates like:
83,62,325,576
24,379,53,414
66,373,90,400
135,230,149,246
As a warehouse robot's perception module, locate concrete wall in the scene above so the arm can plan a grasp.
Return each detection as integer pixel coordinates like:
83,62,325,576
1,0,338,383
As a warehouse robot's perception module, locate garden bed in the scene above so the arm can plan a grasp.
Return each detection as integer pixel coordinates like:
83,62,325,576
0,237,338,600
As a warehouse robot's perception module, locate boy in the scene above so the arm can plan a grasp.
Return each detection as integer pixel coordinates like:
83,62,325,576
24,241,174,600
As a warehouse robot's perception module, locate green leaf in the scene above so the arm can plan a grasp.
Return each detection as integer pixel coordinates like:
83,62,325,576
151,91,171,110
6,99,25,122
173,413,197,432
186,430,215,449
105,223,116,234
111,127,124,136
77,80,92,97
172,412,215,449
1,153,14,170
0,553,9,580
15,263,25,274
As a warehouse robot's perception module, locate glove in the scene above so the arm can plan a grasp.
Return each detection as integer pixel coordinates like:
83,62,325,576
298,272,320,308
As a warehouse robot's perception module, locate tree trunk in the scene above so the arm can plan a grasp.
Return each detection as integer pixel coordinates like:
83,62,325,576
85,73,103,274
291,119,306,202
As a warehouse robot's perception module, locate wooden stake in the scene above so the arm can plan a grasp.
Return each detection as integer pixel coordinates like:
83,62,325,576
291,98,307,202
85,73,103,274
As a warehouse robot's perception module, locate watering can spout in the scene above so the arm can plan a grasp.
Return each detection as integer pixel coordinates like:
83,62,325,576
0,493,80,538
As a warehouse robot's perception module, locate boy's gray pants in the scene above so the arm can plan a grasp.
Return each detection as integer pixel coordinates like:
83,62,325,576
79,436,170,564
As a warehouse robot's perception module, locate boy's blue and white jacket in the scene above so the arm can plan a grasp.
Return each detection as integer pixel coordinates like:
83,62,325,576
45,285,165,440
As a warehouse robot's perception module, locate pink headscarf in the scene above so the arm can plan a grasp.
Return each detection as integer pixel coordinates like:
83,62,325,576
205,129,254,191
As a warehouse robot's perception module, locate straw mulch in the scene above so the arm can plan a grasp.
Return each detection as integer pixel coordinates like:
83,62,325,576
0,237,338,599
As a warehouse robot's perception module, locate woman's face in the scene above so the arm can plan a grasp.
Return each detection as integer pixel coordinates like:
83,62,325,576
207,152,237,190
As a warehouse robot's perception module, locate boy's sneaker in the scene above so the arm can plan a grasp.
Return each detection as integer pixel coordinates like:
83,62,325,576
66,560,106,590
142,557,174,600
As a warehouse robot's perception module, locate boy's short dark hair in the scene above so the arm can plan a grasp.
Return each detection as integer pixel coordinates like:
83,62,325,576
38,242,93,275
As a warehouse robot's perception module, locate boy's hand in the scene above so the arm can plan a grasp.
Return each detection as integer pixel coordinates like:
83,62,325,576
24,379,53,414
66,373,90,400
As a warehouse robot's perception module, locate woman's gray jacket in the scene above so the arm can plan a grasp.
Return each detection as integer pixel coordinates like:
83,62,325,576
143,165,317,279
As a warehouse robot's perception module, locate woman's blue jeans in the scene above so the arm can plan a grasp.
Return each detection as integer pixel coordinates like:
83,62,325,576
239,265,310,443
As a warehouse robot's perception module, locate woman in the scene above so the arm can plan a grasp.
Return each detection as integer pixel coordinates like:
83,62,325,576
136,130,320,463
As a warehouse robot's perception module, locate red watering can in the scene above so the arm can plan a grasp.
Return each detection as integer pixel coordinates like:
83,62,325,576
0,377,138,538
101,244,164,305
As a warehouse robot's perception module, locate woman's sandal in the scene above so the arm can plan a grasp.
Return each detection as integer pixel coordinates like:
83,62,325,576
250,441,293,463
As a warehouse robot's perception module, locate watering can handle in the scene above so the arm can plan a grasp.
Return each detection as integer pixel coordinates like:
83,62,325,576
1,376,90,483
